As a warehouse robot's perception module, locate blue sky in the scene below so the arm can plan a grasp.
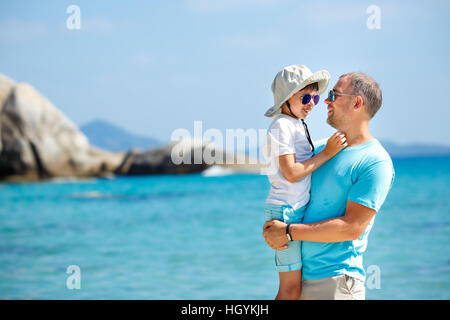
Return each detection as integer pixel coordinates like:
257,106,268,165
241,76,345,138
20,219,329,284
1,0,449,145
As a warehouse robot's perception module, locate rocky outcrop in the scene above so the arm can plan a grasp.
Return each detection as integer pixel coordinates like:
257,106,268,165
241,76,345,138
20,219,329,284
113,138,263,176
114,143,208,175
0,74,123,181
0,74,16,154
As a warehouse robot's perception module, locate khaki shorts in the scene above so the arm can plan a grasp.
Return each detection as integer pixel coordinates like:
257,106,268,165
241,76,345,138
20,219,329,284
299,275,365,300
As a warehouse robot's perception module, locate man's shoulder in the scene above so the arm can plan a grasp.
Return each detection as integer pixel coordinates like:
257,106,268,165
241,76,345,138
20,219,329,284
353,140,395,186
364,139,393,166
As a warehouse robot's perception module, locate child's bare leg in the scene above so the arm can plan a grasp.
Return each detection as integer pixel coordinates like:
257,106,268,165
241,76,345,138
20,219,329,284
275,269,302,300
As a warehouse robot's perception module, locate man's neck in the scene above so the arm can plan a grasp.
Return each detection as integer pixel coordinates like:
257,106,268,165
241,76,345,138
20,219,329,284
339,122,373,147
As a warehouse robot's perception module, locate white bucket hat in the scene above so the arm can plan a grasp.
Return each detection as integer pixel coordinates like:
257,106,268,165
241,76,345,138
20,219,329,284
264,65,330,117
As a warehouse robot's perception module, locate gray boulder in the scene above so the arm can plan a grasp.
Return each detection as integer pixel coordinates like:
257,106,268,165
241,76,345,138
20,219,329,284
0,74,123,181
0,74,16,154
113,138,263,175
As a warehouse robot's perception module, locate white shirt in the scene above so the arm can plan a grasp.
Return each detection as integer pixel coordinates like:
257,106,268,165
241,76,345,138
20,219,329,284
264,114,313,210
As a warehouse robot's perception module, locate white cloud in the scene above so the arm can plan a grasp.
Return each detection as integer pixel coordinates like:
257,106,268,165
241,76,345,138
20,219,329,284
296,1,432,26
299,2,366,25
92,74,122,87
130,52,155,68
82,17,114,33
220,31,286,50
187,0,279,13
0,19,47,42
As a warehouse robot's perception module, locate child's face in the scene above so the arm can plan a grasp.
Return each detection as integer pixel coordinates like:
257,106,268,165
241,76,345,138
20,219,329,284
284,87,318,119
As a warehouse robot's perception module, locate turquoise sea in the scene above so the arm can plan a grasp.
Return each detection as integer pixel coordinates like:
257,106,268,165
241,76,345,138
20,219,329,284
0,156,449,299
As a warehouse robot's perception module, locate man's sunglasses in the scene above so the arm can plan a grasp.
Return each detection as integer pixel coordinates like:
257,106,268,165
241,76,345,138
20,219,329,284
301,94,320,105
328,90,358,102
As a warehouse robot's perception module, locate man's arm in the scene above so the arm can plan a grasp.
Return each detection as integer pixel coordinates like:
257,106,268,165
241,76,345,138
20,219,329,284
263,201,376,249
290,201,376,242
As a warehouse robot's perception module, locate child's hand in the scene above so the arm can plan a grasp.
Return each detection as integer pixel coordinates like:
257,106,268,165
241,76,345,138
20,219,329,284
323,131,347,158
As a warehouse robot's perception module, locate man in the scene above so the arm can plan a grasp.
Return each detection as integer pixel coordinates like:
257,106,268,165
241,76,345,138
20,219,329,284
262,72,395,300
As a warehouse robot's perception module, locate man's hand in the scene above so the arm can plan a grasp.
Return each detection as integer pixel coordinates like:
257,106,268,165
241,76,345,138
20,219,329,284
262,220,289,250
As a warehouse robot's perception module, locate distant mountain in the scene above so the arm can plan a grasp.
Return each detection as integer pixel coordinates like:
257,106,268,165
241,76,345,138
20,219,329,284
80,119,163,152
380,140,450,158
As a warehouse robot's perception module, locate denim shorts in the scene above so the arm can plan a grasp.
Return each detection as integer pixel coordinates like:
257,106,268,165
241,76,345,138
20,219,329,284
265,203,306,272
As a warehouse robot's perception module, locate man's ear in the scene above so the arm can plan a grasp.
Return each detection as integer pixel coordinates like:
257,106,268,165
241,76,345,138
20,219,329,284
354,96,364,110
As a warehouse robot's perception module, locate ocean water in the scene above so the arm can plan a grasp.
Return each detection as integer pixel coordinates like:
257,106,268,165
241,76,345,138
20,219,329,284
0,157,449,300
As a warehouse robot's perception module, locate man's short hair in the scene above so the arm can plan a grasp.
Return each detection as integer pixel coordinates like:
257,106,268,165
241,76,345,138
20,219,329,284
340,72,382,119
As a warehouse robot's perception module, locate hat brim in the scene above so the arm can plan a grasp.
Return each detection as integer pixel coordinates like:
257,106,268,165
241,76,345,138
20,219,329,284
264,70,330,117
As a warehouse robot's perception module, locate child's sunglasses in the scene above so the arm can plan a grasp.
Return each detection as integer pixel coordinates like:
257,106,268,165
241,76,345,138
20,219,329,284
301,94,320,105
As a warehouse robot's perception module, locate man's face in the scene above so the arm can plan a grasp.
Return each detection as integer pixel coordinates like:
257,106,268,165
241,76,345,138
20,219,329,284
324,76,355,129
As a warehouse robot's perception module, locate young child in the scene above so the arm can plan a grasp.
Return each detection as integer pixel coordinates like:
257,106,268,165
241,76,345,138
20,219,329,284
263,65,347,300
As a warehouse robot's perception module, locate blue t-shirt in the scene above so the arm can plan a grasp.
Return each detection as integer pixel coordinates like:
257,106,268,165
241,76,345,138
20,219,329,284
301,138,395,281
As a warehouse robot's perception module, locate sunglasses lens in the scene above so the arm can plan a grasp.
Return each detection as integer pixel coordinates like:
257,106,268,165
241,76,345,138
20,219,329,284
302,94,312,105
328,90,335,102
313,95,320,105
